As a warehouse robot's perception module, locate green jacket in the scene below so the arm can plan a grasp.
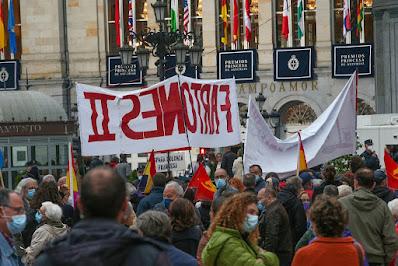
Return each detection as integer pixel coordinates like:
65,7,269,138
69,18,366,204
201,226,279,266
339,188,398,264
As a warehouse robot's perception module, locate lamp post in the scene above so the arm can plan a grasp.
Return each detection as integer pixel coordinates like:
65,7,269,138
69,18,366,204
119,0,203,80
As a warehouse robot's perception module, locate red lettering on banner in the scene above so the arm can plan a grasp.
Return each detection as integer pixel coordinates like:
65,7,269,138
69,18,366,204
200,84,211,134
159,83,185,136
121,95,143,139
219,85,233,132
191,83,204,134
140,88,165,138
180,82,197,133
211,85,220,134
84,92,116,142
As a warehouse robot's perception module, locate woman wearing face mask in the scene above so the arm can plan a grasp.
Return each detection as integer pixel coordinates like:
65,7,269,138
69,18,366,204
14,178,38,209
202,192,279,266
22,201,68,265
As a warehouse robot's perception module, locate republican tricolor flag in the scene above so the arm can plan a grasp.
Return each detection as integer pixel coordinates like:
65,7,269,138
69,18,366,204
296,131,308,175
66,143,79,207
221,0,228,46
139,150,157,194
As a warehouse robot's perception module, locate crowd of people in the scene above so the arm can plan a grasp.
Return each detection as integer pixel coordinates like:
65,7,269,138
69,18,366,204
1,140,398,266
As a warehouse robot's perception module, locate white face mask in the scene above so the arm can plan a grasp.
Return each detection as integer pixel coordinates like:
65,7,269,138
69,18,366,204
367,145,373,151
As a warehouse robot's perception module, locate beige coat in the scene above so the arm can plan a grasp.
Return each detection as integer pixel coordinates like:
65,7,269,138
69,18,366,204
22,223,68,265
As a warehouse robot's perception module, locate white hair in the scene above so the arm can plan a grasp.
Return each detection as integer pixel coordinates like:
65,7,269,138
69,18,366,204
14,178,37,194
165,181,184,197
42,174,56,183
41,201,63,222
388,199,398,218
338,185,353,198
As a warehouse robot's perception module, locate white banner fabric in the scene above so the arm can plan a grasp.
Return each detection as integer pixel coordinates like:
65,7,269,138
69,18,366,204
244,73,357,177
76,76,241,155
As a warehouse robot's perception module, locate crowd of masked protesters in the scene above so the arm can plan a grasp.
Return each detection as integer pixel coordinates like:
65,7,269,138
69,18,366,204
1,139,398,266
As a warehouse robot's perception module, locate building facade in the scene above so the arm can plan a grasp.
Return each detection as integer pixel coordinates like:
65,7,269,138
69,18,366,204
8,0,376,140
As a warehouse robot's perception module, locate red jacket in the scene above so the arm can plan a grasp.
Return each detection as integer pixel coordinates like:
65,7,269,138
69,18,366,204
292,237,364,266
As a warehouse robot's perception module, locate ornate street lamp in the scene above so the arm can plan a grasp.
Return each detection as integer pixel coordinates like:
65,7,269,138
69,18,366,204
255,92,266,111
269,109,281,128
151,0,167,23
189,43,204,67
119,44,135,66
173,41,189,74
136,45,150,70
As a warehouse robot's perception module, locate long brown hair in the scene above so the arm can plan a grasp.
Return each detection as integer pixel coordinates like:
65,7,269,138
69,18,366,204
30,181,62,210
207,192,258,244
169,198,198,232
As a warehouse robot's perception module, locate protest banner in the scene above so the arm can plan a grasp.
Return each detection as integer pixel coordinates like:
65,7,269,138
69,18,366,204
244,72,357,177
76,76,241,156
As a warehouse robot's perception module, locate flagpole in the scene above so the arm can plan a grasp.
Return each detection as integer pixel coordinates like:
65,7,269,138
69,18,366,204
360,7,365,43
287,0,293,47
345,0,351,44
118,0,124,48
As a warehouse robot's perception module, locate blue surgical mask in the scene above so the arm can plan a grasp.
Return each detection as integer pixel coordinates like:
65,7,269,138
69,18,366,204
27,189,36,200
303,201,311,212
164,198,173,209
35,211,42,224
243,214,258,233
257,202,265,213
7,214,27,234
215,178,226,189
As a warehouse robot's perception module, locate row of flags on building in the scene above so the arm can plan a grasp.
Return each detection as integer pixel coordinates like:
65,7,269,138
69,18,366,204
0,0,17,58
343,0,365,43
221,0,252,48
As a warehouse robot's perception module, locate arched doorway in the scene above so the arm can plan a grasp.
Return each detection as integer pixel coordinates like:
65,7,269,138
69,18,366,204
279,101,317,139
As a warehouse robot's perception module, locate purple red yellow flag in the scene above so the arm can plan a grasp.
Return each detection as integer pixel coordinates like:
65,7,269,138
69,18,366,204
297,131,308,175
66,143,79,207
143,150,157,194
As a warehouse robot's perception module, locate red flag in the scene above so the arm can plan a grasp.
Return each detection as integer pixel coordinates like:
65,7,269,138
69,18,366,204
384,150,398,189
281,0,289,40
232,0,239,42
188,164,216,201
115,0,120,47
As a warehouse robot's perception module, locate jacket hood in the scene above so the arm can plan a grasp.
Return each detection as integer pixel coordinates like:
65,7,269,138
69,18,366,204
351,188,380,211
42,223,68,235
277,186,298,209
43,218,163,265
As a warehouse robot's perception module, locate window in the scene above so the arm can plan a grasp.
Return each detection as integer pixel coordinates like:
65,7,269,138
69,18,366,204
1,0,22,59
275,0,316,48
11,146,27,167
333,0,373,44
216,0,259,50
107,0,148,55
31,145,48,166
49,144,68,166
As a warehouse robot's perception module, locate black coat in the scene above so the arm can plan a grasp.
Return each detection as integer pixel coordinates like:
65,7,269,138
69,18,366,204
373,185,396,203
35,218,171,266
259,200,293,266
277,186,307,249
221,151,237,178
171,225,202,257
361,150,381,171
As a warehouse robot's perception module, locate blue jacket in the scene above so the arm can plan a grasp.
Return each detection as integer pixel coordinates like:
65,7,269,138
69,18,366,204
0,233,21,266
255,178,266,193
167,245,198,266
136,187,164,216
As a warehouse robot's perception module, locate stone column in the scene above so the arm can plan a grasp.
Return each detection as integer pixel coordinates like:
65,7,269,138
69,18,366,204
373,0,398,113
315,0,332,68
201,0,217,77
146,0,158,76
257,0,273,70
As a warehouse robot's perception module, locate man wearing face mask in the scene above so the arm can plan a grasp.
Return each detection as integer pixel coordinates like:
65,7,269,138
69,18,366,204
153,181,184,213
258,188,292,266
0,189,27,265
360,139,381,171
249,164,266,193
213,168,233,199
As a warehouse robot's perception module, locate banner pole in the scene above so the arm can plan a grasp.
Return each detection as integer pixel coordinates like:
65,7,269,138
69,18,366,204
176,74,195,176
0,170,4,188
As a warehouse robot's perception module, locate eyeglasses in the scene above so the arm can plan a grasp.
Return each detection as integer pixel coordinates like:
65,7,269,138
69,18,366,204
2,205,25,214
215,175,226,179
